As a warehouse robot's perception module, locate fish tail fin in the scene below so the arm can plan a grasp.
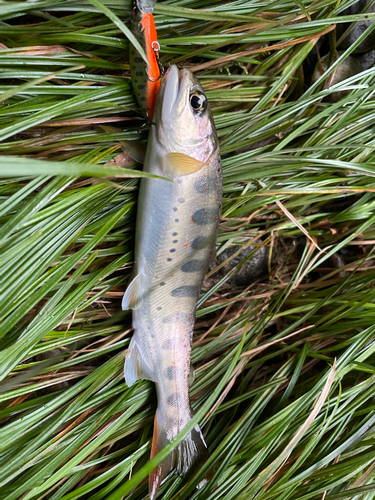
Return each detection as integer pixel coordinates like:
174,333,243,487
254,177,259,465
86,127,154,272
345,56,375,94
149,408,209,500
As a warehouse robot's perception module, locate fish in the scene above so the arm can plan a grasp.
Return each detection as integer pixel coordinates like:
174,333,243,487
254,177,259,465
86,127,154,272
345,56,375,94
122,64,222,498
130,0,162,120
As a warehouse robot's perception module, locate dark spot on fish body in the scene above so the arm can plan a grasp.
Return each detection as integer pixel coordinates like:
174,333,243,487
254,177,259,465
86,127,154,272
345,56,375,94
138,84,145,90
167,392,179,407
164,366,178,380
191,236,209,250
175,219,179,222
191,208,213,225
134,57,143,63
181,260,204,272
157,306,162,310
173,240,178,243
160,282,166,286
170,249,176,253
173,232,178,236
173,207,178,212
178,198,185,203
163,312,192,324
171,286,198,297
162,339,173,350
141,97,147,102
167,258,172,262
194,177,208,194
136,71,143,77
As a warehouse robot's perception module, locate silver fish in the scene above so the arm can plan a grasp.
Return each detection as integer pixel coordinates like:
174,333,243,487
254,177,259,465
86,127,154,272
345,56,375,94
122,64,222,499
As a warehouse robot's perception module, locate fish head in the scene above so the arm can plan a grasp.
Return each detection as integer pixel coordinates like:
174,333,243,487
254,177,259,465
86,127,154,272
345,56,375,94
154,65,218,166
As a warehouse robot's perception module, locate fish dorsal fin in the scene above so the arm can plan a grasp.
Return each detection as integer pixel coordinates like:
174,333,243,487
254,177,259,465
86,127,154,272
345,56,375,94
163,153,206,178
122,273,142,310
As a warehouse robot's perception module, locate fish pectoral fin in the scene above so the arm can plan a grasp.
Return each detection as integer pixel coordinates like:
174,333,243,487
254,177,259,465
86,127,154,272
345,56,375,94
163,152,206,178
125,338,154,386
122,273,142,311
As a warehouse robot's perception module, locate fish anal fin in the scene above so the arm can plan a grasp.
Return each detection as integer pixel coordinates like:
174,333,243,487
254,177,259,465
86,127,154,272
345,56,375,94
122,273,142,311
149,409,209,499
163,153,206,178
124,338,154,386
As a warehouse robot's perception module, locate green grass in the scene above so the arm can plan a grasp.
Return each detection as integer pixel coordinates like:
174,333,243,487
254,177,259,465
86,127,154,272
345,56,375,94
2,0,375,499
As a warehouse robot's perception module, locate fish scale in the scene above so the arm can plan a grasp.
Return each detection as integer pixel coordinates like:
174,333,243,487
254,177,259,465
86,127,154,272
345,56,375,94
122,65,222,499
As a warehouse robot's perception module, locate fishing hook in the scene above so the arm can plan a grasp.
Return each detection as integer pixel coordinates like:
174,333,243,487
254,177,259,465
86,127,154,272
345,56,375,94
147,40,164,81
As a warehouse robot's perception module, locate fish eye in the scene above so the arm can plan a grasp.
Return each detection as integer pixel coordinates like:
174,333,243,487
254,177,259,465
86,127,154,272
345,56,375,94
190,92,207,113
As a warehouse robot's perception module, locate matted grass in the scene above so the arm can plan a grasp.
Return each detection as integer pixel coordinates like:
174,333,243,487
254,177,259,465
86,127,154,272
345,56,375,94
1,1,375,499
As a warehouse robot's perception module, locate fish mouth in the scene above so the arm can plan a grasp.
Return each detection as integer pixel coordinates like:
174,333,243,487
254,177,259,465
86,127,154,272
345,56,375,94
161,65,192,122
161,65,179,121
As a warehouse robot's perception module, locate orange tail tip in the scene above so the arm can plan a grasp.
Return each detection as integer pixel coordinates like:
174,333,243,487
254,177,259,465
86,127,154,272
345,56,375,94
149,412,209,499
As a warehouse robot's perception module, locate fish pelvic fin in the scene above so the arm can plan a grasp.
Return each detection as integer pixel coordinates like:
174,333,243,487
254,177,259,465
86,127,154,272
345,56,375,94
124,337,154,386
122,273,142,311
149,408,209,500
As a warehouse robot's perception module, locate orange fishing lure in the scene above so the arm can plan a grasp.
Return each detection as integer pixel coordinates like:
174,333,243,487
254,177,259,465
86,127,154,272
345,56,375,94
130,1,162,120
